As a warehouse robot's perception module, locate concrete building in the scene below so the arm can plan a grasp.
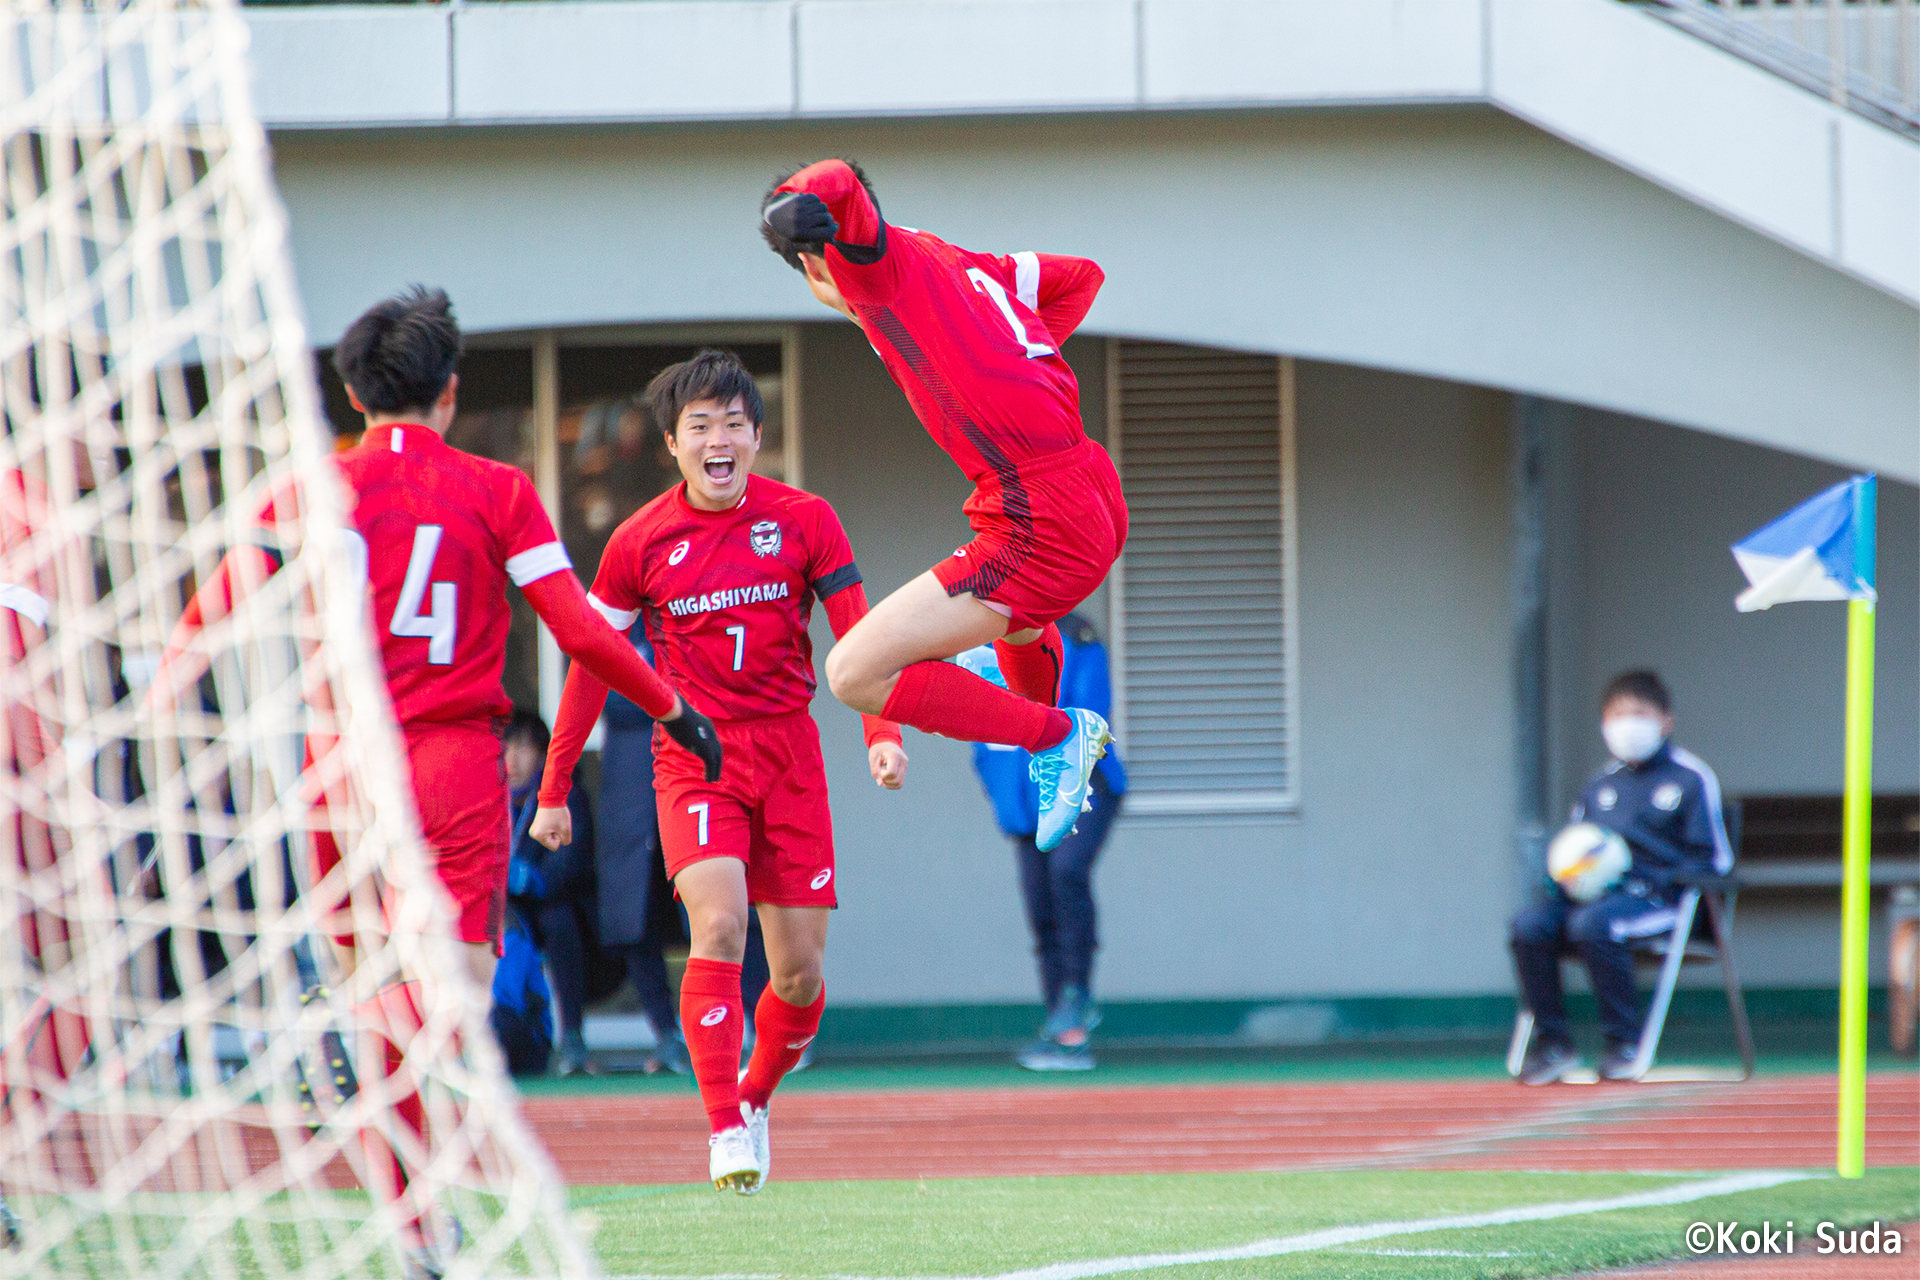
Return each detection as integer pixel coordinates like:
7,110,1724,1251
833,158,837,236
247,0,1918,1040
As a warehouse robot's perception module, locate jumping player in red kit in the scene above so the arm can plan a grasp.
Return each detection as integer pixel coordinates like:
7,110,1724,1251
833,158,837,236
761,159,1126,852
153,289,716,1279
529,349,906,1194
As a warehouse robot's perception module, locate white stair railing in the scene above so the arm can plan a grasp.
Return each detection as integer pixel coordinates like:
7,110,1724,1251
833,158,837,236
1639,0,1919,137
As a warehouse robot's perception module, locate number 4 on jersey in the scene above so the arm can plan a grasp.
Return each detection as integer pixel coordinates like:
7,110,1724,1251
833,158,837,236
391,525,457,664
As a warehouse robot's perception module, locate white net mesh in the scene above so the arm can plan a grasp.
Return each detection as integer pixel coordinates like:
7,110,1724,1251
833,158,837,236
0,3,591,1276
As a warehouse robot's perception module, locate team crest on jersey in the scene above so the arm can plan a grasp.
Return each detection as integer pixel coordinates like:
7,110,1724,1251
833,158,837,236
1597,785,1618,811
668,539,691,566
1652,782,1684,812
749,520,782,557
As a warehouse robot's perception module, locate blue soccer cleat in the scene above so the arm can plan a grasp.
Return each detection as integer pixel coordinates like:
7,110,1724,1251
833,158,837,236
953,644,1008,688
1030,708,1112,853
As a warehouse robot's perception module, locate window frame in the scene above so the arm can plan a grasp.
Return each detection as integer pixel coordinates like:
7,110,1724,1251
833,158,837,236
1105,343,1302,817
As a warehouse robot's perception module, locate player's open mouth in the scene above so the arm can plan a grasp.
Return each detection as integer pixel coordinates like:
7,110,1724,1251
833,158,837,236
703,456,736,483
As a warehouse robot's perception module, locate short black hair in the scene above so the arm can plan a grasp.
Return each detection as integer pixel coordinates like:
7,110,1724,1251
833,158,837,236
332,286,462,416
760,159,878,272
646,349,764,439
504,707,550,752
1601,669,1671,714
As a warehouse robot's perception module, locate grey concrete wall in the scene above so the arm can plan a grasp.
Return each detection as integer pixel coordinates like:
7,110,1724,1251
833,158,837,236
1546,412,1920,986
800,324,1519,1003
267,109,1917,482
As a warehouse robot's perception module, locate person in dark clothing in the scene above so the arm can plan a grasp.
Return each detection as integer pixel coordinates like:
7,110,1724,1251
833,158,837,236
963,612,1128,1071
503,708,597,1075
1510,670,1732,1085
594,631,692,1074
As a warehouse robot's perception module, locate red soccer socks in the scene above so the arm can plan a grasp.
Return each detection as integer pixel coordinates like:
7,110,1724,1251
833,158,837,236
995,624,1063,706
883,660,1071,752
680,957,746,1134
357,982,430,1231
739,985,824,1112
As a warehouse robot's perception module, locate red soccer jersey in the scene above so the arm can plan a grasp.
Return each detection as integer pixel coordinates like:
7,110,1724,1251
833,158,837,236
777,160,1106,489
583,476,861,722
334,423,572,727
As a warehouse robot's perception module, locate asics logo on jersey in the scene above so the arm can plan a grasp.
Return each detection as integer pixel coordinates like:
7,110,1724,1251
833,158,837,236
668,539,691,565
749,520,782,557
700,1005,729,1027
810,869,832,890
665,581,791,618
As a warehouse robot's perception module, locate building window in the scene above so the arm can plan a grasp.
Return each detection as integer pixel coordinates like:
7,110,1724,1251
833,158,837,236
1108,341,1300,815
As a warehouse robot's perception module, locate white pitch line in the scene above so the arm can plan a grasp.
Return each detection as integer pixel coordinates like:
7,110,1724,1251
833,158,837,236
810,1169,1810,1280
600,1170,1815,1280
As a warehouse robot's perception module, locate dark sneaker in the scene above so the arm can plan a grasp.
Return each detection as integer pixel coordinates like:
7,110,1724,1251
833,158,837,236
555,1030,597,1077
2,1194,22,1250
1016,1039,1095,1072
1599,1041,1643,1082
1518,1039,1582,1086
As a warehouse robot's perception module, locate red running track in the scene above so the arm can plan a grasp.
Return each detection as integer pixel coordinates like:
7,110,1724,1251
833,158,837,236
523,1074,1920,1186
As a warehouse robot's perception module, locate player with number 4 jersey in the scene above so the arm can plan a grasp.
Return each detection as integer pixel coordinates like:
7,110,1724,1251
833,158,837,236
531,350,904,1196
154,291,719,1279
761,159,1126,854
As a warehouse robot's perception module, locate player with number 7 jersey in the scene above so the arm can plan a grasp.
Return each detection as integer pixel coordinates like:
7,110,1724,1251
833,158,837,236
531,350,905,1195
761,159,1128,855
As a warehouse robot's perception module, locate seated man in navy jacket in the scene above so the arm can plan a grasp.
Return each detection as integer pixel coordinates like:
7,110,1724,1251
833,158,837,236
1511,670,1732,1084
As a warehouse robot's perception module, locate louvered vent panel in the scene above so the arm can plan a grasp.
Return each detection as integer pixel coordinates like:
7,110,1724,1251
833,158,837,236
1116,341,1292,808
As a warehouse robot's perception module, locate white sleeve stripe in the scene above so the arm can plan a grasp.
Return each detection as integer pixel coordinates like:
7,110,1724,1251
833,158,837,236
1012,251,1041,311
1670,746,1734,873
586,591,640,631
0,582,49,627
505,540,571,586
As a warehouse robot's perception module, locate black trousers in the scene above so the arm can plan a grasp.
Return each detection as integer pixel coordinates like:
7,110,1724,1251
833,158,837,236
1510,886,1676,1046
1014,773,1120,1011
525,899,589,1038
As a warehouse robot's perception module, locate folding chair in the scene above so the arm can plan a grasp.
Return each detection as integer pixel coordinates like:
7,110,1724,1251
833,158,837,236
1508,808,1754,1083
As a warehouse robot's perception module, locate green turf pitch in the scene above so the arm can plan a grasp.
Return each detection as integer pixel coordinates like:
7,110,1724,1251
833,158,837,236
574,1167,1918,1279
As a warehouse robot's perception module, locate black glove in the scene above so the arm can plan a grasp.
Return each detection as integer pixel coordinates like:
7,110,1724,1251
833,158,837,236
762,191,838,245
660,702,723,783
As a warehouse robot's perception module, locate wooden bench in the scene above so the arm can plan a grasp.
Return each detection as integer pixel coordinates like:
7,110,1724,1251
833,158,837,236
1732,793,1920,889
1735,794,1920,1055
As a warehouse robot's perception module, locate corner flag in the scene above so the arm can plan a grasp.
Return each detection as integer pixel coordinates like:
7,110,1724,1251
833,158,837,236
1731,474,1877,1179
1731,475,1877,611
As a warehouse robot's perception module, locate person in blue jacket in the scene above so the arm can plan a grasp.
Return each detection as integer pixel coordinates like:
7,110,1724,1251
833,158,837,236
964,612,1127,1071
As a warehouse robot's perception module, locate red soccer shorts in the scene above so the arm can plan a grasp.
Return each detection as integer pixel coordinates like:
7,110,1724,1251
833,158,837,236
310,719,512,952
653,711,837,908
933,439,1129,634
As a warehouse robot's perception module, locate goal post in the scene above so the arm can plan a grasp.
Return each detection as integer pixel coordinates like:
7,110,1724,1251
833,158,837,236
0,3,591,1276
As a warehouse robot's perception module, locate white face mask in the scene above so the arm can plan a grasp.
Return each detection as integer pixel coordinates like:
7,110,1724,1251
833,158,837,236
1603,715,1665,764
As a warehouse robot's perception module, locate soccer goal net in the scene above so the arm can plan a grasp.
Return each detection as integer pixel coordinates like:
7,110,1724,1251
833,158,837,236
0,3,589,1276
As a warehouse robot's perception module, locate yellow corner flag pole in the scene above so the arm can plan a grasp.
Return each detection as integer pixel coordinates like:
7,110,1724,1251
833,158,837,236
1836,596,1874,1175
1835,479,1877,1179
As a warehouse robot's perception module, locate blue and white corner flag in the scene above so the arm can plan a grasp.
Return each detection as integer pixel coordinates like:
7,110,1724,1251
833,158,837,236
1731,475,1878,613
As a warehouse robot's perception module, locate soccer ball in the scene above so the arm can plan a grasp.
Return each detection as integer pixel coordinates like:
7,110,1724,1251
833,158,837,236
1547,823,1631,903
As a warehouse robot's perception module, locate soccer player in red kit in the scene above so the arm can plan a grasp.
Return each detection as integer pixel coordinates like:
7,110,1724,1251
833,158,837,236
761,159,1124,851
529,349,906,1193
153,289,717,1278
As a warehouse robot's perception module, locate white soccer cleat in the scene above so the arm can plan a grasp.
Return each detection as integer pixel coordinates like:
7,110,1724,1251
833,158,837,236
741,1101,771,1193
709,1123,760,1193
1031,709,1113,853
